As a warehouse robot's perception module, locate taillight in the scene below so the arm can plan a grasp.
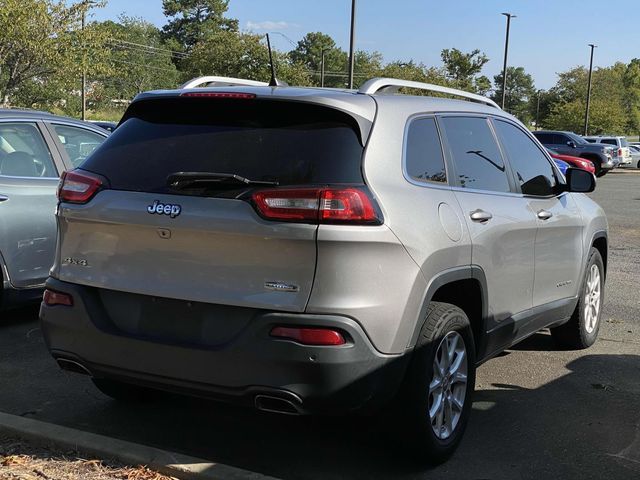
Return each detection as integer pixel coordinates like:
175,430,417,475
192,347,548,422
43,289,73,307
58,170,103,204
270,326,346,346
618,148,623,157
252,187,381,225
180,92,256,99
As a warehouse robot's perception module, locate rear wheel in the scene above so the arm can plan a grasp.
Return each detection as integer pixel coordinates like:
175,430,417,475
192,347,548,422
398,302,476,463
551,248,604,349
92,378,158,403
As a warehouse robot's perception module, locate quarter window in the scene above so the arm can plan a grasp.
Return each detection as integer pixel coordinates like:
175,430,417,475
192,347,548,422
51,124,106,168
440,116,510,193
405,117,446,183
494,120,557,196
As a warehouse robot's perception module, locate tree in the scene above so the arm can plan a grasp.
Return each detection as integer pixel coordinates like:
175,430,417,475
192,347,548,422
162,0,238,51
96,17,179,106
492,66,535,123
0,0,107,107
289,32,346,87
623,58,640,135
185,31,311,86
440,48,489,93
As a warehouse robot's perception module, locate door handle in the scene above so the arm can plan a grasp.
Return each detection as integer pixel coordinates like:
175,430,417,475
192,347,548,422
537,210,553,220
470,209,493,223
0,194,8,202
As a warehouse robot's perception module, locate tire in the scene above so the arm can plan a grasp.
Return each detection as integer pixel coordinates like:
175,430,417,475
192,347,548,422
91,378,157,403
398,302,476,464
637,160,640,169
551,248,604,349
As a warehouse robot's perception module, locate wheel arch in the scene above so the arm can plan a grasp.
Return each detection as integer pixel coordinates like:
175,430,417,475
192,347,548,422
591,231,608,278
409,266,488,360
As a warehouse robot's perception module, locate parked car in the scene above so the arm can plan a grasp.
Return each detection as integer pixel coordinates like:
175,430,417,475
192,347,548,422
547,149,596,175
629,145,640,168
0,109,108,309
552,158,570,175
40,77,607,462
583,135,632,166
532,130,616,176
89,120,117,133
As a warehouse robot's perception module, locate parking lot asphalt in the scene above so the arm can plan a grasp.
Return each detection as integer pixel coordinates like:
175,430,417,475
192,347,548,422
1,172,640,480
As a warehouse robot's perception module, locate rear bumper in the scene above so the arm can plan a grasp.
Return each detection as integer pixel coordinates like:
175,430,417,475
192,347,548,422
40,277,409,415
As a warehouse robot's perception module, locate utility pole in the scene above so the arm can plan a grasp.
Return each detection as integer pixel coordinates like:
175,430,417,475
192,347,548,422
536,90,542,130
500,13,516,110
81,9,86,121
321,49,327,87
584,44,597,136
347,0,356,89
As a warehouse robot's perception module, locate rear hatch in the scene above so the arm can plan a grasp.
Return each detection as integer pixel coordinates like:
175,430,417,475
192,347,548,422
54,94,372,312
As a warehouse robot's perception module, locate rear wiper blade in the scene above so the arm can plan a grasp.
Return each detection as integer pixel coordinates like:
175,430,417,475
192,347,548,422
167,172,279,190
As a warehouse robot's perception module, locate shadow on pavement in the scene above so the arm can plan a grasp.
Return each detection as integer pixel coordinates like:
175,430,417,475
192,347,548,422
55,354,640,480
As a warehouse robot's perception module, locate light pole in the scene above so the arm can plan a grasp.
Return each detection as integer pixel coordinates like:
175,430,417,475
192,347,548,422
536,90,542,130
348,0,356,89
320,48,328,87
584,44,597,136
81,9,86,121
500,13,516,110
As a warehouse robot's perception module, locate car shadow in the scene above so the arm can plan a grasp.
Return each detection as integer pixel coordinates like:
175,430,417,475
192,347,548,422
54,353,640,480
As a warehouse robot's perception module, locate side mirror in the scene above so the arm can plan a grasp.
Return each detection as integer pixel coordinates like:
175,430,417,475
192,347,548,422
565,167,595,193
521,175,553,196
567,141,576,148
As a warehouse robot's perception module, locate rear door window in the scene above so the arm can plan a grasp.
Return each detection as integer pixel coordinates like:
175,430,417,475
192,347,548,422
600,139,617,146
405,117,446,184
0,123,57,178
440,116,511,193
81,99,365,195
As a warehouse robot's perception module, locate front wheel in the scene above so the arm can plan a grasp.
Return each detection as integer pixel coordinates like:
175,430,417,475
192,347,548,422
398,302,476,463
551,248,604,349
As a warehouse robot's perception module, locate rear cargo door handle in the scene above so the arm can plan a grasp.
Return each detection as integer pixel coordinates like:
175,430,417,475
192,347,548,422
537,210,553,220
469,209,493,223
0,194,8,202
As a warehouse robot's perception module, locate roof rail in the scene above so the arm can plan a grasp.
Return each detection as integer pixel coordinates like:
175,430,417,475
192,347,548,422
181,76,269,89
358,77,500,109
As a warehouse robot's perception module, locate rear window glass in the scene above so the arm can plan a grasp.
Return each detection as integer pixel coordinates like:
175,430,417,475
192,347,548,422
81,98,365,194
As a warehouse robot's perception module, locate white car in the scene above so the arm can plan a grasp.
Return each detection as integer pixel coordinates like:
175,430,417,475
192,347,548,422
583,136,632,166
628,145,640,168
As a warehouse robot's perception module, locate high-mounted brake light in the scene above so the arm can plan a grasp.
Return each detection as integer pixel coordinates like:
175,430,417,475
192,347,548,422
180,92,256,99
252,187,381,225
270,326,346,346
57,170,103,204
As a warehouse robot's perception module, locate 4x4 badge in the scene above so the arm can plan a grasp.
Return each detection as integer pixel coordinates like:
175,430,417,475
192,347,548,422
147,200,181,218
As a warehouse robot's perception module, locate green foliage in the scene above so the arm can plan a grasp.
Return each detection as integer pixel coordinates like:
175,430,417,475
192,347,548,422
186,31,311,86
0,0,109,107
162,0,238,51
492,66,535,124
441,48,489,93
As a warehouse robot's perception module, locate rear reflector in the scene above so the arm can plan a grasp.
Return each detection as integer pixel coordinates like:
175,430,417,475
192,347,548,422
58,170,103,204
252,187,381,225
270,326,346,346
43,289,73,307
180,92,256,99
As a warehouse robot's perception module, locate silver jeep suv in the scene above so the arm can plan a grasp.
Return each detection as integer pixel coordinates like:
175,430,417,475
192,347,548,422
40,77,607,461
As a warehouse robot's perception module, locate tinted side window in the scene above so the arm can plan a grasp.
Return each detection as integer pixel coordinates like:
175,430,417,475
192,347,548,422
600,139,617,146
553,134,569,144
533,133,553,144
405,117,446,183
494,120,557,196
440,117,510,193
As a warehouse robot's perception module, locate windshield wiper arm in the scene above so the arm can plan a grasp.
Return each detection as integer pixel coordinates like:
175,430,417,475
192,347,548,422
167,172,279,190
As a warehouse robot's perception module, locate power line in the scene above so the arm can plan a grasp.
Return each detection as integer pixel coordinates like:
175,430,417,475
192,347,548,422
110,58,178,73
106,38,189,58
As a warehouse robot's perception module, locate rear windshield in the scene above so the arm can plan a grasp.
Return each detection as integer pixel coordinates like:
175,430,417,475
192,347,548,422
81,98,365,194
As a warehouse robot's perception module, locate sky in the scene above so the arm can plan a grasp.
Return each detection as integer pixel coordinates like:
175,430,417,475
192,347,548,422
92,0,640,90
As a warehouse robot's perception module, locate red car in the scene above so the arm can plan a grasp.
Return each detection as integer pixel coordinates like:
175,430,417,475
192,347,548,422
547,149,596,174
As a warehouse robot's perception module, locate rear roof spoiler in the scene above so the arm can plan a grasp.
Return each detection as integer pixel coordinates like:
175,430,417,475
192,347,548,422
181,76,269,89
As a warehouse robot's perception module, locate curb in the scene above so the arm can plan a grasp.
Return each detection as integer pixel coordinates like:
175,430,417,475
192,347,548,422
0,412,278,480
